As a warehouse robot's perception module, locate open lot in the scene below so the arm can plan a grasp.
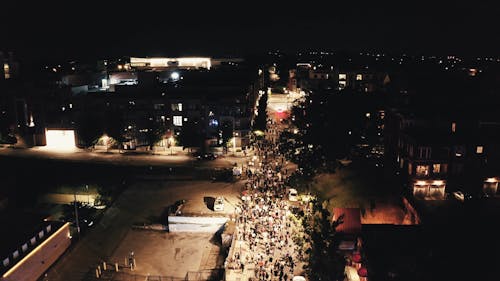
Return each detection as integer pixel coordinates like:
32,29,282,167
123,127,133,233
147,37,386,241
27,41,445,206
45,179,243,281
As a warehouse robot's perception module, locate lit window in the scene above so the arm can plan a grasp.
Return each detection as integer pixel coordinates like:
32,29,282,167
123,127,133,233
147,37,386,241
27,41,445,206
451,122,456,133
416,165,429,176
339,81,347,89
339,73,347,80
433,164,441,174
3,63,10,79
183,117,188,122
477,146,483,154
173,116,183,126
356,74,363,80
171,103,183,112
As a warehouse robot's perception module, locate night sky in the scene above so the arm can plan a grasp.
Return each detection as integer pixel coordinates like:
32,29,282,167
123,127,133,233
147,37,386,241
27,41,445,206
3,1,499,61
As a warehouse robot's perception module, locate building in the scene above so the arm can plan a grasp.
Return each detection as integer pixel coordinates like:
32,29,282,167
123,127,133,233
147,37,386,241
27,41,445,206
0,212,71,281
66,59,263,152
0,52,19,81
384,100,500,200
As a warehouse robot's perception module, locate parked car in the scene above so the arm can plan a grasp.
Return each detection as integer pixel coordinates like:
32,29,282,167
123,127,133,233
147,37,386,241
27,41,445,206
214,196,224,211
453,190,472,201
193,152,217,160
288,188,298,201
453,191,465,201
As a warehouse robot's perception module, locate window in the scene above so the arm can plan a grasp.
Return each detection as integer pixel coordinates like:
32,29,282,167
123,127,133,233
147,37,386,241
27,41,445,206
171,103,183,112
476,146,483,154
451,122,456,133
433,164,441,174
416,165,429,176
356,74,363,80
4,63,10,79
154,103,165,110
173,116,183,126
408,163,412,175
418,147,432,159
339,73,347,80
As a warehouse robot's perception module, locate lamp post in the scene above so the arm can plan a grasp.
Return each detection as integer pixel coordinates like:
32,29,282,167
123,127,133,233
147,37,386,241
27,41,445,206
168,136,174,155
85,185,90,206
74,192,80,238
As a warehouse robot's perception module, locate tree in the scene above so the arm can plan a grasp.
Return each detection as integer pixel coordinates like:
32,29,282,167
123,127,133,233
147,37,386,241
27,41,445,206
104,111,126,149
254,92,268,131
75,112,102,148
303,199,346,281
145,119,167,150
177,119,204,152
221,120,233,154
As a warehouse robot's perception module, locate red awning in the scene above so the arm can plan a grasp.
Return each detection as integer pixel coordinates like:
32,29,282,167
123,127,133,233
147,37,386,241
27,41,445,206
358,267,368,277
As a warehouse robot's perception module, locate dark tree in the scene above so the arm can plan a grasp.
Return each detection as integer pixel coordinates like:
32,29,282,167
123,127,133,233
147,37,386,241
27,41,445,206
177,119,204,152
75,112,103,148
303,200,346,281
254,92,268,131
145,118,167,150
104,111,126,148
221,120,234,154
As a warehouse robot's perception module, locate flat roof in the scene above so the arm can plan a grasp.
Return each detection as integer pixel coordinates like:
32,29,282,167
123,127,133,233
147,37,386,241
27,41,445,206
0,210,65,274
332,208,362,234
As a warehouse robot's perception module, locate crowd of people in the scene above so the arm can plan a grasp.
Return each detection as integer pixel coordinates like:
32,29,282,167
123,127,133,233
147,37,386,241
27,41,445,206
225,119,304,281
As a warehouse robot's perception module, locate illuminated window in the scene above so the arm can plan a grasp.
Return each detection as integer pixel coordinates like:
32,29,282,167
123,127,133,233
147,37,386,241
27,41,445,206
154,103,165,110
408,163,412,175
4,63,10,79
451,122,456,133
476,146,483,154
433,164,441,173
416,165,429,176
339,73,347,80
209,119,219,127
171,103,183,112
339,81,347,89
173,116,183,126
356,74,363,80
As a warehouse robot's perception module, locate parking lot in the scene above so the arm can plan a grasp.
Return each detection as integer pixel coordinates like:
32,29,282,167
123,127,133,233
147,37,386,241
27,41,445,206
46,179,244,281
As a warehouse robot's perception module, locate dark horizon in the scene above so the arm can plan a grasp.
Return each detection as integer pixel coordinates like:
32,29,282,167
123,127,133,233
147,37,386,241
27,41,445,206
3,2,499,62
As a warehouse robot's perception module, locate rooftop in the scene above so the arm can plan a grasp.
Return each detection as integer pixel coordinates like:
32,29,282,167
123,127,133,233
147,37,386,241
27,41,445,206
0,209,65,275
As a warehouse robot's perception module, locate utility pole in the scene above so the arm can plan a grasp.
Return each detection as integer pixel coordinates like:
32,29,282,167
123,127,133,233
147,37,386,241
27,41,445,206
86,185,90,206
74,193,80,238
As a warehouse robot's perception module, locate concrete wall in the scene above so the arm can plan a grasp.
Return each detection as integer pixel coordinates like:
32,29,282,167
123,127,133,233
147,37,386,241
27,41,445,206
2,223,71,281
167,216,227,233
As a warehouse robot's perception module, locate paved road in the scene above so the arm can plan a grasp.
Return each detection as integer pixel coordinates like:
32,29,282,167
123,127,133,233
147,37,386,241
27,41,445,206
0,145,252,170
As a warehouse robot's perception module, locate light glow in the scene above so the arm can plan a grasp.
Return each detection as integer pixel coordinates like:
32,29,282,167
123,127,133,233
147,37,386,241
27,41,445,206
432,180,444,185
486,177,498,183
45,129,76,151
416,180,427,186
2,223,70,278
130,57,211,69
171,72,180,80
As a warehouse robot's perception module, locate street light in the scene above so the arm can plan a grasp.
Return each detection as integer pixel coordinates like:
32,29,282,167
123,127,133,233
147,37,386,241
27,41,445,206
85,185,90,206
168,136,174,155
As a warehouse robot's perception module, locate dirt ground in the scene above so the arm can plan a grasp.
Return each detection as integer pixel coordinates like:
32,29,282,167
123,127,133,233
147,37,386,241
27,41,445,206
46,179,243,281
